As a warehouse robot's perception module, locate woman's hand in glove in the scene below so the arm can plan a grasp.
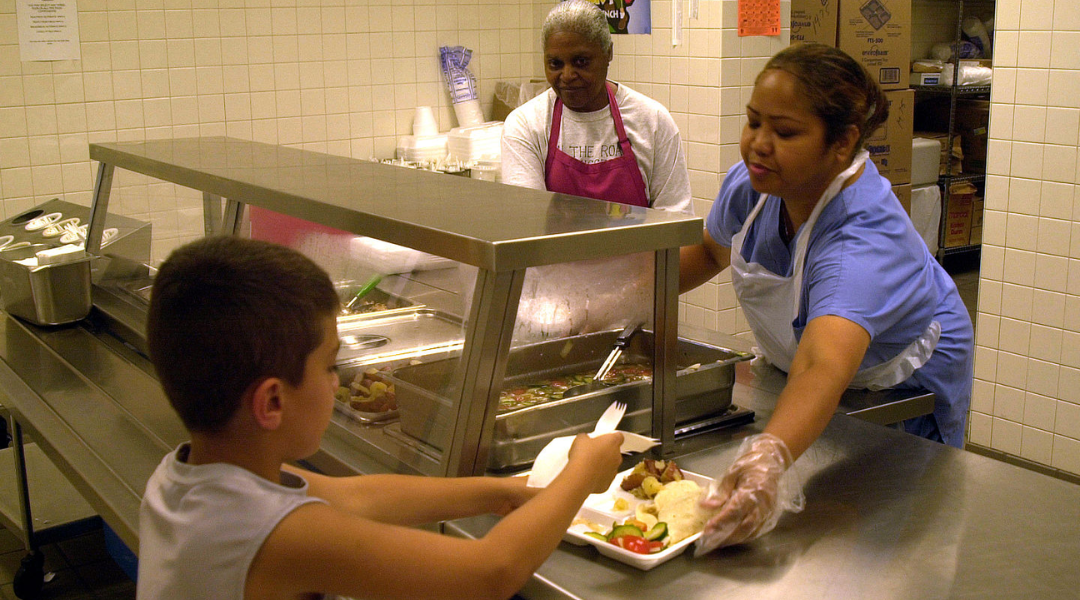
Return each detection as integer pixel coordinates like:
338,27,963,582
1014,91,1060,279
694,433,804,555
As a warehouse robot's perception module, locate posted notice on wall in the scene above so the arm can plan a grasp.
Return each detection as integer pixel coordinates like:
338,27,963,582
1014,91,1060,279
587,0,651,34
17,0,81,61
738,0,780,37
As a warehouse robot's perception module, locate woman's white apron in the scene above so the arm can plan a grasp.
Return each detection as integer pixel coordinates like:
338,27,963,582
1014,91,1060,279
729,151,939,391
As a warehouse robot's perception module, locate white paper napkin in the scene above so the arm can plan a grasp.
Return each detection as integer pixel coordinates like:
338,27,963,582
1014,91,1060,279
526,431,660,488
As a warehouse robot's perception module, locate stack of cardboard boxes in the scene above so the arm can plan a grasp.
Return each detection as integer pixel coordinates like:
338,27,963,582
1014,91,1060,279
911,93,989,248
791,0,913,213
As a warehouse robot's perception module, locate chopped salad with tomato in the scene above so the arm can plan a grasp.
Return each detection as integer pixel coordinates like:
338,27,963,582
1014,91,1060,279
584,519,670,555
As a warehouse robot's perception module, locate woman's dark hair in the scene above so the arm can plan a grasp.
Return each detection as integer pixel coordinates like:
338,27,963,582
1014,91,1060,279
146,236,339,433
759,43,889,153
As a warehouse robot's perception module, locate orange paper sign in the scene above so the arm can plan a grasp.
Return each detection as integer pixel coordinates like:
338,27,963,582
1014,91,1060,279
738,0,780,37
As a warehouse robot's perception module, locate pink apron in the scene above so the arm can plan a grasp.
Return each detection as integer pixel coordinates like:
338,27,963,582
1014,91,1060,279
544,83,649,207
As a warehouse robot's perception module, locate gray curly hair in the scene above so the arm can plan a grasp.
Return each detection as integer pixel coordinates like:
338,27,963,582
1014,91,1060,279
542,0,612,54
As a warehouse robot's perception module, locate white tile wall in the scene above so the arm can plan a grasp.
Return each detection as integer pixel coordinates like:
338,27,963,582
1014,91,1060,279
669,0,785,340
0,0,540,262
977,0,1080,476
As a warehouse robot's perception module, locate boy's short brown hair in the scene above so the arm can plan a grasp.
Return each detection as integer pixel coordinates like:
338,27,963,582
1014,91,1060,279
147,236,339,433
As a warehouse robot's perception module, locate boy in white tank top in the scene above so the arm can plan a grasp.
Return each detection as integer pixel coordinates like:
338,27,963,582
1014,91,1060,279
137,236,624,600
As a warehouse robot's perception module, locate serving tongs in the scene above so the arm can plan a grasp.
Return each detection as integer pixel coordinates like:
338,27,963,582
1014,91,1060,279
562,321,643,399
342,274,383,313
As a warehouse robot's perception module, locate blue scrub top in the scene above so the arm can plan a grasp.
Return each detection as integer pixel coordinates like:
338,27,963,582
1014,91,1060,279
706,160,974,447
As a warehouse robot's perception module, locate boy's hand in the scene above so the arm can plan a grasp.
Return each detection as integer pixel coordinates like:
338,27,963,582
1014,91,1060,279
494,477,541,516
567,432,623,494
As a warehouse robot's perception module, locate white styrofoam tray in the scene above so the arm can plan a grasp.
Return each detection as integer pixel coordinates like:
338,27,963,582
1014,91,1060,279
562,467,713,571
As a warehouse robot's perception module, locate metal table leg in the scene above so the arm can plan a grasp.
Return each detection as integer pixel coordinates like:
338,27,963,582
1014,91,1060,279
11,419,44,599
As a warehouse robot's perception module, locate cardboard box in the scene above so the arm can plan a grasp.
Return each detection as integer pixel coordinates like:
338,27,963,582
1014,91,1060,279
913,130,962,176
866,88,914,185
791,0,838,45
491,80,548,122
968,196,982,246
955,99,989,173
492,84,515,122
912,72,941,86
943,181,976,247
892,183,911,215
968,226,982,245
970,198,984,229
838,0,911,90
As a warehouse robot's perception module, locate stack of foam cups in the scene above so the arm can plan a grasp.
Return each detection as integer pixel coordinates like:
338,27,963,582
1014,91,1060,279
395,106,448,163
453,99,485,128
413,106,438,137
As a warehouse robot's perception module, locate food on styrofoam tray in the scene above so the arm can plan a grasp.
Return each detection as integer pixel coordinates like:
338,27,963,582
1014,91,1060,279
498,364,651,412
653,479,710,544
335,366,397,414
620,458,685,498
564,460,715,570
577,518,669,555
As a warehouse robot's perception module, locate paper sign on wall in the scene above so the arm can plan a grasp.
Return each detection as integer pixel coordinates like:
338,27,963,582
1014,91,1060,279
588,0,652,34
738,0,780,37
17,0,81,61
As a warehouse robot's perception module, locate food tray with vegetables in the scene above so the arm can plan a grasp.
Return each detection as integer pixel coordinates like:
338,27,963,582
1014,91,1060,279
564,459,714,571
393,329,752,468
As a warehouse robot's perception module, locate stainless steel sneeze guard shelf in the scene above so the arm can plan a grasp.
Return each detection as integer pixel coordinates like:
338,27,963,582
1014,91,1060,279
84,137,700,481
88,138,702,271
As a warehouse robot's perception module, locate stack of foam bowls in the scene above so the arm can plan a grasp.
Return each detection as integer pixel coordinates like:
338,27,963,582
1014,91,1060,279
447,121,503,163
396,134,448,163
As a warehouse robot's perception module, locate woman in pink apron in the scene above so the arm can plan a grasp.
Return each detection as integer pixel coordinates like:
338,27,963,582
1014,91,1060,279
681,44,974,553
501,0,693,340
501,0,691,213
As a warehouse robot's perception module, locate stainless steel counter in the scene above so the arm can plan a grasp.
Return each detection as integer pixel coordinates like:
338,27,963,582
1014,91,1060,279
449,376,1080,600
4,309,1079,600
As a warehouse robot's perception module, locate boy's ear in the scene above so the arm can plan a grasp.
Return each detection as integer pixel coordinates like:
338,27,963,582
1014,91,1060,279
249,377,286,431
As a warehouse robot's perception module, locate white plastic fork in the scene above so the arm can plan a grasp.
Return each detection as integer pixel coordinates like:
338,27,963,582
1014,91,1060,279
592,401,626,436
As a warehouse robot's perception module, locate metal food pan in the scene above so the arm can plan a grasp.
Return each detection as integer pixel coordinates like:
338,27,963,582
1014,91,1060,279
393,330,752,468
335,362,402,424
334,308,464,367
334,280,419,324
332,309,464,424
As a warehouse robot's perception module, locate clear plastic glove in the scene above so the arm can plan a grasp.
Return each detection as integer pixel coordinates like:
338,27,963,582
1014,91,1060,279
694,433,805,555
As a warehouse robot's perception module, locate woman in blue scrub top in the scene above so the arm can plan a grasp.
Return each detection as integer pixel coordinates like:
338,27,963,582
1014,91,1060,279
681,43,974,553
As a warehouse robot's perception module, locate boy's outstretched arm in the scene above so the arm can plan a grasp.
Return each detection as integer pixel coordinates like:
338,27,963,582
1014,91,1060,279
285,464,539,526
253,433,623,600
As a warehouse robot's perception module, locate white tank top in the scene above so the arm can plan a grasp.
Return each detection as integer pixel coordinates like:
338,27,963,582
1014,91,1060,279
137,444,326,600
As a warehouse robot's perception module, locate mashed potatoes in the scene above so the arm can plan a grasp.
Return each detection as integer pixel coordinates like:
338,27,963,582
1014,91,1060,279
653,479,712,543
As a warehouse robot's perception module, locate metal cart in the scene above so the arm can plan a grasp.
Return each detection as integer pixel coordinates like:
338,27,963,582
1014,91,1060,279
0,401,99,599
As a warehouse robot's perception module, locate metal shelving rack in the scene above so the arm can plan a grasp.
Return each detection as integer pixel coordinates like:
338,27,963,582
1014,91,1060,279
912,0,992,266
